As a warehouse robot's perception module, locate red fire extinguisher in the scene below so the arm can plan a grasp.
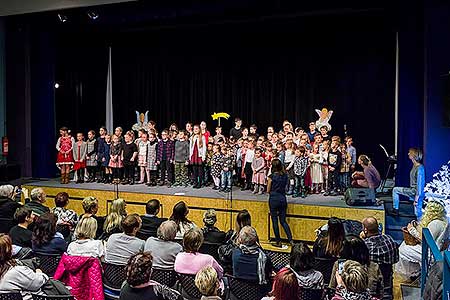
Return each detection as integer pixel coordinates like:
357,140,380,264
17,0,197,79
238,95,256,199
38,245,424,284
2,137,8,156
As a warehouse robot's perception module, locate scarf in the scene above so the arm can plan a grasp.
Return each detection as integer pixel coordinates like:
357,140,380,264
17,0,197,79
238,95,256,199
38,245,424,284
239,244,267,284
337,287,373,300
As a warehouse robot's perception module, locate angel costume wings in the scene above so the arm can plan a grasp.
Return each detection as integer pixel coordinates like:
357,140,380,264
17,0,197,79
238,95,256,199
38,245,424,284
315,108,333,131
132,110,150,131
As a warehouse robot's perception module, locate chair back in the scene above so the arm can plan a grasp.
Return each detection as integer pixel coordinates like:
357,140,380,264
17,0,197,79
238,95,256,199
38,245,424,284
379,263,393,300
135,231,151,241
151,268,178,288
35,254,62,277
31,295,74,300
298,288,324,300
228,276,267,300
198,242,221,262
102,262,127,291
0,293,23,300
177,273,202,300
264,250,290,271
313,257,337,285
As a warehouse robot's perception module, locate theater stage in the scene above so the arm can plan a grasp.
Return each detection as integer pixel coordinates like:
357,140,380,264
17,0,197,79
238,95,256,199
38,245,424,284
23,179,385,245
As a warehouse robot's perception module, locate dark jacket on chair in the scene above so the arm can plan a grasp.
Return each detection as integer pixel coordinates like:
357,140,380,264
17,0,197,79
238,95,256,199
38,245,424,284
137,214,167,239
24,201,50,216
0,196,22,219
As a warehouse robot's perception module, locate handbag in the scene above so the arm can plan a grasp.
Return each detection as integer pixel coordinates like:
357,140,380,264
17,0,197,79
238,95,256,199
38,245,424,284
402,222,420,246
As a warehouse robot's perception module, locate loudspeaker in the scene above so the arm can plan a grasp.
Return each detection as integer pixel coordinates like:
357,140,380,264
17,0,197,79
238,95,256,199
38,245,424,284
344,188,376,206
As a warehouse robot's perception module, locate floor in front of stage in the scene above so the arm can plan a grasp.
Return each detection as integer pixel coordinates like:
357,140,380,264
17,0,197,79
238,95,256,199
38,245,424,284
24,178,384,210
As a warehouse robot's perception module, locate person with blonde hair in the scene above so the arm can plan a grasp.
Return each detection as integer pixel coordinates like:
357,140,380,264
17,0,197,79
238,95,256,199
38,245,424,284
395,199,448,279
81,196,105,239
332,260,375,300
67,215,104,258
390,147,425,218
195,266,221,300
102,198,127,240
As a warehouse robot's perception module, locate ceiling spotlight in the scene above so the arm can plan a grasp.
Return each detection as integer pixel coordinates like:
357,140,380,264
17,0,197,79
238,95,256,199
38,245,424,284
54,83,60,89
57,13,67,23
87,11,99,20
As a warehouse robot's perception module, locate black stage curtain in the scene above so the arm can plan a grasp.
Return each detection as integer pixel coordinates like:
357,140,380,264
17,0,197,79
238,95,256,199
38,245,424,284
56,13,395,172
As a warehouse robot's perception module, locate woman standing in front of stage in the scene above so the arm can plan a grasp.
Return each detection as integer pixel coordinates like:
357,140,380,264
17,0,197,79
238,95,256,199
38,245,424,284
190,124,206,188
267,159,293,248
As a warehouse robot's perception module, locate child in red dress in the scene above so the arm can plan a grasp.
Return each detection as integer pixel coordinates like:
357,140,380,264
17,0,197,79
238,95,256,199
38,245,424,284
56,127,74,184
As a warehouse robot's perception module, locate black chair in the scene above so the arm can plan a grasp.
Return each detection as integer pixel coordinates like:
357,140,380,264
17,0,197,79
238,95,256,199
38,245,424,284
298,288,324,300
135,230,152,241
313,257,337,285
102,262,127,299
0,293,23,300
379,263,393,300
31,296,73,300
177,273,202,300
35,254,62,277
228,276,267,300
264,250,290,271
151,268,178,288
198,242,221,262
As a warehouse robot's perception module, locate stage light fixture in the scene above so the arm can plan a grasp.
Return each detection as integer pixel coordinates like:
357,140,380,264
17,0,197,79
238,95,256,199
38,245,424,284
54,83,60,89
87,11,99,20
57,13,67,23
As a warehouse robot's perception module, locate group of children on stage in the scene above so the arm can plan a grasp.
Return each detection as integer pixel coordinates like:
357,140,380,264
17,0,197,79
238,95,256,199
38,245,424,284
56,118,357,197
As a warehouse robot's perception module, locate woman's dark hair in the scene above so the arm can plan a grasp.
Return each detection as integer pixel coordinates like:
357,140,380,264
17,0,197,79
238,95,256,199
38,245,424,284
236,209,251,232
170,201,190,225
0,234,16,279
126,252,153,287
55,192,69,208
32,213,57,247
271,159,285,175
340,235,370,266
324,217,345,257
14,207,32,223
290,242,315,272
59,127,68,132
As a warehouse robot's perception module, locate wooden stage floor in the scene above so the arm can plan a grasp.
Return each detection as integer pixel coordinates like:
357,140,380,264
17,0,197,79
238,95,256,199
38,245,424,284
24,178,385,245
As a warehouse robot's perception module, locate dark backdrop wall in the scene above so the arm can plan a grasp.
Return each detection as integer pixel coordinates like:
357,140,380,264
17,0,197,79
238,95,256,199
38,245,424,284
55,12,396,176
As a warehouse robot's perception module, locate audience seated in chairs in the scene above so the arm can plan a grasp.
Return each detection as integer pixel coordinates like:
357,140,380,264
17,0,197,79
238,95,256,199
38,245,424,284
285,242,324,289
81,196,104,239
232,226,273,287
313,217,345,259
0,234,49,300
25,188,50,217
67,215,104,258
9,207,33,248
101,199,127,241
194,266,221,300
175,228,224,281
170,201,197,240
395,199,448,281
261,268,299,300
144,220,182,270
332,260,377,300
52,192,78,234
329,236,384,298
137,199,167,240
32,213,67,255
201,209,225,244
0,185,22,222
119,252,181,300
105,214,144,264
